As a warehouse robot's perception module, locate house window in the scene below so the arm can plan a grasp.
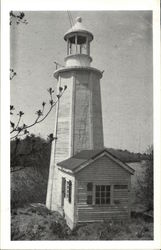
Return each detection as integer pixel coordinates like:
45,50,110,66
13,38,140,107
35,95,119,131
95,185,111,205
67,180,72,203
87,182,93,191
114,185,128,189
69,181,72,203
62,178,66,198
86,182,93,204
87,195,92,204
64,179,66,197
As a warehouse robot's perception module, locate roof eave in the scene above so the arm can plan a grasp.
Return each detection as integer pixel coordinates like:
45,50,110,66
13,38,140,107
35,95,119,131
64,30,93,42
58,166,74,174
57,149,135,175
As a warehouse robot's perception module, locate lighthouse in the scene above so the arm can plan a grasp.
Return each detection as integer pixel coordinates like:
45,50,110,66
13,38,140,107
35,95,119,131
46,17,104,210
46,17,134,229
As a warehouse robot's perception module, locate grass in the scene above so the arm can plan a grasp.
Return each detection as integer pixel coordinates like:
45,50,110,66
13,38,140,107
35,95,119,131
11,204,153,241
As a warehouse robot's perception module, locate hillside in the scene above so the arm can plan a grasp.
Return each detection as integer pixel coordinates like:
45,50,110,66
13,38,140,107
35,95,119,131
106,148,148,163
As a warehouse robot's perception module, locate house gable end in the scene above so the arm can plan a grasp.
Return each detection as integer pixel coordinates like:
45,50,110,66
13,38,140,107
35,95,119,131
57,149,135,175
74,151,134,175
75,154,131,182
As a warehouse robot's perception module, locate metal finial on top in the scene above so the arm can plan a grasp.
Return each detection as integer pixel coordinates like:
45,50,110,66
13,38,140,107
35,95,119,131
76,17,82,23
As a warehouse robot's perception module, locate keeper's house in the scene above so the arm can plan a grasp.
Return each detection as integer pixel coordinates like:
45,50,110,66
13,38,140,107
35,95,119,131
57,149,134,229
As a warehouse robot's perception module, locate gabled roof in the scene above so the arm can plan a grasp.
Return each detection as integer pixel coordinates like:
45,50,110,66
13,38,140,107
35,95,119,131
57,149,135,175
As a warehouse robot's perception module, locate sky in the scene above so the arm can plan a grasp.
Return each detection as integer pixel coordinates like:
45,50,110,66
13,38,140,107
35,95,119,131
10,11,153,153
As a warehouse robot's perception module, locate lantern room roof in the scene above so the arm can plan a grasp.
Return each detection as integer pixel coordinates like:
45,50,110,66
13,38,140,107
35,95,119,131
64,17,93,42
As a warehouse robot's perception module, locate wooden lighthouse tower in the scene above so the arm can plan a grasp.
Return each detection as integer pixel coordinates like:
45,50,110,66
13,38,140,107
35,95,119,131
46,17,134,229
46,17,104,210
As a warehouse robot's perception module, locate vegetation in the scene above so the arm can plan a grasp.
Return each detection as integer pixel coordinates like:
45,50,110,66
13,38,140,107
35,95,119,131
136,146,153,211
11,135,51,208
107,148,149,163
10,86,67,141
11,134,50,171
10,11,28,25
11,204,153,240
11,136,153,240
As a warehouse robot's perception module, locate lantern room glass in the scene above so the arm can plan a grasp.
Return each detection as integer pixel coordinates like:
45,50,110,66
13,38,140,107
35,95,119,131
67,34,90,56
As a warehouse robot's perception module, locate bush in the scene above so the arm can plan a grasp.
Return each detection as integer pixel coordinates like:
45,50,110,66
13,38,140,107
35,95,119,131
136,148,153,211
11,206,153,240
49,220,70,239
11,166,49,209
99,220,128,240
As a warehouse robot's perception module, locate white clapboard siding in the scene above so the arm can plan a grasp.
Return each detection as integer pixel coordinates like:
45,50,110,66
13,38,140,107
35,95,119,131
54,74,73,164
75,155,131,222
76,156,130,181
78,212,129,221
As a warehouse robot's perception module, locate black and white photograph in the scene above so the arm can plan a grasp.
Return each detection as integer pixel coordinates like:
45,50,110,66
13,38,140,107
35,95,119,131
1,0,161,249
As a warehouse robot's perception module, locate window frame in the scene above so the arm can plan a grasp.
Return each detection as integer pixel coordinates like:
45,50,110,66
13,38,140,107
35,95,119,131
66,180,72,204
86,182,112,206
95,185,111,205
85,182,129,206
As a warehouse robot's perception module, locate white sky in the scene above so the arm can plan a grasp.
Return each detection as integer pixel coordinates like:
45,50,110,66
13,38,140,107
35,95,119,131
10,11,153,153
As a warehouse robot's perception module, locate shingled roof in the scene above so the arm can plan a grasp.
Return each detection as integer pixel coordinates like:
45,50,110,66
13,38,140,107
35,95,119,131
57,149,135,174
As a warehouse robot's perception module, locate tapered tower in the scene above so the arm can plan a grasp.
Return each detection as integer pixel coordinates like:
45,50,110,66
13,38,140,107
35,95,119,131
46,17,104,210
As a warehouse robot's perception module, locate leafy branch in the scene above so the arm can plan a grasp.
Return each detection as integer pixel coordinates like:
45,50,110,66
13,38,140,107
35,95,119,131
10,85,67,140
10,11,28,25
10,69,17,80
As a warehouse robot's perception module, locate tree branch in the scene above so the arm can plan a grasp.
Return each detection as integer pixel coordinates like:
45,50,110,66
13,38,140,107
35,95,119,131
10,86,67,140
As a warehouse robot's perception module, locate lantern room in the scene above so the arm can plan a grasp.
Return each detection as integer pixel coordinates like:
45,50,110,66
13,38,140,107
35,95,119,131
64,17,93,67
